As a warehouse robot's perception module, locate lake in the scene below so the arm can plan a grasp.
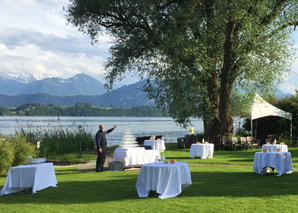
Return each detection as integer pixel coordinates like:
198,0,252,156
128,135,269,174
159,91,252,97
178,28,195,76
0,116,243,146
0,116,204,146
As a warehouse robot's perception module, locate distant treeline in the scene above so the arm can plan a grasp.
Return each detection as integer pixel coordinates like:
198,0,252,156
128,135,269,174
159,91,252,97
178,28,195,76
0,103,168,117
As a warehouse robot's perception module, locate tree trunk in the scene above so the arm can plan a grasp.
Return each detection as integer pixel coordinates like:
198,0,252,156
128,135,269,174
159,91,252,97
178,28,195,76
204,117,220,147
219,78,233,137
219,19,235,138
203,60,220,147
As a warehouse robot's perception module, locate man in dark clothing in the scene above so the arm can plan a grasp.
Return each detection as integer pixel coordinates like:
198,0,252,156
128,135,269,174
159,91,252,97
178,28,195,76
95,124,117,172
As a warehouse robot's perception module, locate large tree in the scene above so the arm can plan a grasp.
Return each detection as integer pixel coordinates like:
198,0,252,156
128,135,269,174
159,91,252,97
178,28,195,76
66,0,298,143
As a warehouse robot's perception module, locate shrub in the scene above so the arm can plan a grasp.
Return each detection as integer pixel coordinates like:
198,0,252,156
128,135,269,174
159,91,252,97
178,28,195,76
17,127,95,157
8,136,37,167
0,139,14,174
195,133,205,142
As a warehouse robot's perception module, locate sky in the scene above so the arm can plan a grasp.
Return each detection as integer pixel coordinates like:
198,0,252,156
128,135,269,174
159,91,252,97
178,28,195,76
0,0,297,94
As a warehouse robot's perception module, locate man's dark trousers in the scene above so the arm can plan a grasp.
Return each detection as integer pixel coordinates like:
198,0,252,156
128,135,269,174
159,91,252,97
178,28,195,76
96,148,107,172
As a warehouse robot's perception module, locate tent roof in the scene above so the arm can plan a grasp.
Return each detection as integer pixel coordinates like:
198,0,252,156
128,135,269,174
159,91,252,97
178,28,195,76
251,93,292,120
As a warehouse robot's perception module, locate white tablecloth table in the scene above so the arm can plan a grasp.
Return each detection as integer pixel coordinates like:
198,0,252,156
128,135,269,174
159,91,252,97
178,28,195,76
262,144,288,152
136,162,192,199
253,152,293,176
144,140,166,153
0,163,57,196
113,147,160,167
189,143,214,159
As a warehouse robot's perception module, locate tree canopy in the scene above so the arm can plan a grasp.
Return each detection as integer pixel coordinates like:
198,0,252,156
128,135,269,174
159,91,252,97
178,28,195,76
66,0,298,143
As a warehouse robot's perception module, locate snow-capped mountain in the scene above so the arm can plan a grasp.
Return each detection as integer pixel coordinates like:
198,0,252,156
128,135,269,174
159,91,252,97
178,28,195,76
0,80,155,107
0,73,38,84
0,73,107,96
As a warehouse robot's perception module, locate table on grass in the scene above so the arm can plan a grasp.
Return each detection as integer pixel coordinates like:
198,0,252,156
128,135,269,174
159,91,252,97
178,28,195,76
136,162,192,199
262,144,288,152
0,163,57,196
253,152,293,176
143,139,166,153
113,147,160,167
189,143,214,159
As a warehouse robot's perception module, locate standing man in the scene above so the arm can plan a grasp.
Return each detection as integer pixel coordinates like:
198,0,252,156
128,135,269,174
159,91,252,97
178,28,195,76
95,124,117,172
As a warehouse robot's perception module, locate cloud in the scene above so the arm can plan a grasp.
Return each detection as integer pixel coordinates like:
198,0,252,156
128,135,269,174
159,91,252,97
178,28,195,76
0,0,297,91
0,0,114,82
0,0,74,37
0,42,107,80
0,28,110,57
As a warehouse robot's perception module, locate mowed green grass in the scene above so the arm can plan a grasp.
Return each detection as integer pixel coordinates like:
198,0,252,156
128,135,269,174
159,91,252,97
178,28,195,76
1,144,298,212
164,143,298,167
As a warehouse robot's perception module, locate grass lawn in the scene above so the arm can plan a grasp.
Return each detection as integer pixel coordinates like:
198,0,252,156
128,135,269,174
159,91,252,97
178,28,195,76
46,152,97,165
164,143,298,167
1,144,298,212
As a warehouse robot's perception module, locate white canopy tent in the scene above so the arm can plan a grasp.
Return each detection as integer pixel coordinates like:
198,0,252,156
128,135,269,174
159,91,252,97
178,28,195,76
251,93,292,142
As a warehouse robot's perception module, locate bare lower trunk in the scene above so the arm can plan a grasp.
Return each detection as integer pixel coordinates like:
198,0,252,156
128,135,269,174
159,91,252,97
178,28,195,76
219,80,233,137
204,117,220,141
219,19,235,138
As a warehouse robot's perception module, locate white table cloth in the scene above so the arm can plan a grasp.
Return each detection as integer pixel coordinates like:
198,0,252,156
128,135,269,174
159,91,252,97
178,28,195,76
113,147,160,167
143,140,166,153
253,152,293,176
0,163,57,196
189,143,214,159
262,144,288,152
136,162,192,199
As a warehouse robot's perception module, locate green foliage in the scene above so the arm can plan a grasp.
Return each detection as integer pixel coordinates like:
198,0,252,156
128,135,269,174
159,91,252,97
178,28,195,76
17,128,95,157
0,104,167,117
0,139,14,175
8,136,37,167
66,0,298,139
273,91,298,144
0,135,36,174
231,89,255,117
195,133,205,142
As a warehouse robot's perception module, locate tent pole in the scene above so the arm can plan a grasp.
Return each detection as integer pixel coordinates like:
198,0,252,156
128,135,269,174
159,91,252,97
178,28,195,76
255,120,257,139
290,118,293,144
251,118,253,137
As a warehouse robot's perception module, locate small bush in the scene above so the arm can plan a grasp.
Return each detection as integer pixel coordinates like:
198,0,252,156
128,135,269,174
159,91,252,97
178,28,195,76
17,127,95,157
195,133,205,142
8,136,37,166
0,140,14,174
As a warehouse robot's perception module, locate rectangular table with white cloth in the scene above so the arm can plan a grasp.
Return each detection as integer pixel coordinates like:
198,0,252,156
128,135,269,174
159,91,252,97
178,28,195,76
113,147,160,167
0,163,57,196
189,143,214,159
143,139,166,153
136,162,192,199
253,152,293,176
261,144,288,152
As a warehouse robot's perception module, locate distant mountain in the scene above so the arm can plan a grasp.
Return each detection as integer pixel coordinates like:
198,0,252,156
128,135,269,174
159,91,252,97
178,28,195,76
0,73,37,84
0,74,28,95
18,73,107,96
0,80,155,107
275,88,291,99
236,87,290,99
97,80,155,107
0,73,107,97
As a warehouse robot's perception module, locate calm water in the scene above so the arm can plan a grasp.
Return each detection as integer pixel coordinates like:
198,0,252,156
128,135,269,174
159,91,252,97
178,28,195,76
0,116,204,146
0,116,243,146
